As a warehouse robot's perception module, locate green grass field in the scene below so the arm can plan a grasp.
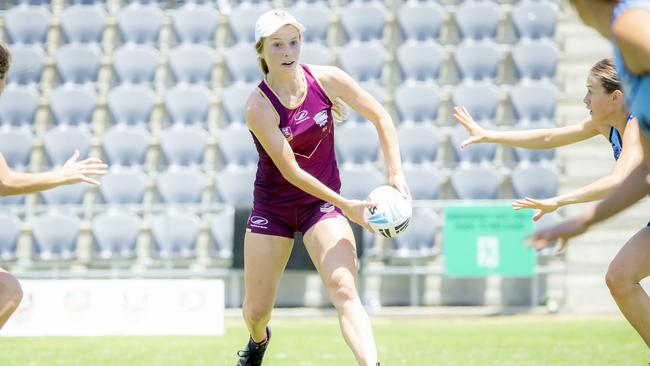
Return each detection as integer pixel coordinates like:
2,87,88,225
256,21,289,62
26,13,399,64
0,315,647,366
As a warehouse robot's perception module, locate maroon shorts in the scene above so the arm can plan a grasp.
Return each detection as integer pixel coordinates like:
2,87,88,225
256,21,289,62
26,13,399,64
246,200,345,238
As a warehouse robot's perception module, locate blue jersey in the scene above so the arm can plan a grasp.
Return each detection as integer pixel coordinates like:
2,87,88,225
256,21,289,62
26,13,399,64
611,0,650,137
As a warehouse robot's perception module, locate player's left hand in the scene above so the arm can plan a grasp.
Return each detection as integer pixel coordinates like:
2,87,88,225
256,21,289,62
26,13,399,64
528,218,587,255
389,172,412,202
512,197,559,221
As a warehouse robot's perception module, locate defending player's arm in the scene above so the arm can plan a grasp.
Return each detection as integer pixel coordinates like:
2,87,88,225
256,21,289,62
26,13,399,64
244,91,375,231
514,118,644,221
453,106,599,149
612,8,650,75
313,65,411,200
0,150,107,196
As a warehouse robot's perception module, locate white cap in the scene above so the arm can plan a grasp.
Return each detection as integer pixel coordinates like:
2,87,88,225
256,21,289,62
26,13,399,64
254,9,306,42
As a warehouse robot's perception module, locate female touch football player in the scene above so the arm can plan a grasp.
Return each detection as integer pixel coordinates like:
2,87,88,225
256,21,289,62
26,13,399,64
234,9,410,366
531,0,650,353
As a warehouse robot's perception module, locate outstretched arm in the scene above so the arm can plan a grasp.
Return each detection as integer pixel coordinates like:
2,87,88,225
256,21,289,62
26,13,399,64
531,128,650,254
315,65,410,200
0,150,107,196
514,118,644,221
453,106,599,149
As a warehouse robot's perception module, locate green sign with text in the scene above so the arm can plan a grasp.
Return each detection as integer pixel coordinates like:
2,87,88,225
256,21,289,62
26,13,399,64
443,204,536,278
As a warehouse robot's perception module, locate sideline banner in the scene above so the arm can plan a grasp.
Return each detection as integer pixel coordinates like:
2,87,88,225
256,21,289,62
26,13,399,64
2,279,225,336
443,204,535,278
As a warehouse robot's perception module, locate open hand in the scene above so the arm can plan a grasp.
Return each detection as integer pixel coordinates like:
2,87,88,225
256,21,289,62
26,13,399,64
59,150,108,186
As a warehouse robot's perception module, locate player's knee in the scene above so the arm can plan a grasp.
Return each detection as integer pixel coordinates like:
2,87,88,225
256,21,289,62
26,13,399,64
243,302,272,325
0,272,22,307
605,264,634,296
324,271,358,306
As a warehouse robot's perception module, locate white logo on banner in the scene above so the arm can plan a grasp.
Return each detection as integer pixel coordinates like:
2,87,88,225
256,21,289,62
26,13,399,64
476,236,499,269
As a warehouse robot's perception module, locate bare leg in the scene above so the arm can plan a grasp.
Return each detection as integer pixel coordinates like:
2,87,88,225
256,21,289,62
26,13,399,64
605,227,650,348
242,232,293,342
304,218,378,366
0,268,22,329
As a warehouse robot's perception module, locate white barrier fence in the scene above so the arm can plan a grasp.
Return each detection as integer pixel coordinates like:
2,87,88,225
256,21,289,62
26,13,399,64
2,279,225,336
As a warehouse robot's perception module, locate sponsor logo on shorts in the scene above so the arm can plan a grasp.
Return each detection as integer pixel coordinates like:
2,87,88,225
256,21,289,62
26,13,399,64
249,215,269,229
320,202,335,213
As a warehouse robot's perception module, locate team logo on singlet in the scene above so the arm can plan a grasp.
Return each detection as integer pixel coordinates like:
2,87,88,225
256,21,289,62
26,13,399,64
320,202,335,213
281,126,293,141
294,110,310,124
314,110,328,127
249,215,269,229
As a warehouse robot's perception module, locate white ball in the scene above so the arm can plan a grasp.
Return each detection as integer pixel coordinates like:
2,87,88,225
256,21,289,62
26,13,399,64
366,185,412,238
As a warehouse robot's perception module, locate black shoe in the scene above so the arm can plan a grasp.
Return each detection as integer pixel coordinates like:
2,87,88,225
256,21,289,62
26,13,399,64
236,327,271,366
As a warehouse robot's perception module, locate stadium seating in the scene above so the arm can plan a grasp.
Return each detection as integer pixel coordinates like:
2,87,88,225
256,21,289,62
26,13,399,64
112,45,160,85
4,5,50,44
228,3,271,44
107,84,156,126
512,41,559,81
209,207,236,260
454,42,501,82
59,5,107,44
454,1,501,41
55,44,102,86
452,82,501,124
214,167,256,207
159,124,208,167
397,124,439,165
157,167,205,204
396,42,445,83
165,84,212,125
150,209,201,259
394,83,442,125
223,44,260,85
335,123,380,166
220,83,254,126
511,82,558,124
92,210,141,260
6,44,45,87
511,163,560,199
39,184,86,205
171,3,219,45
451,165,501,199
404,166,442,200
48,86,96,126
397,1,445,42
287,3,332,44
389,207,439,259
512,0,558,40
337,43,387,83
42,126,92,167
339,2,387,44
0,87,38,127
0,213,21,262
98,169,148,205
0,128,32,168
217,125,258,168
168,44,216,85
102,124,150,166
31,211,80,261
117,3,163,45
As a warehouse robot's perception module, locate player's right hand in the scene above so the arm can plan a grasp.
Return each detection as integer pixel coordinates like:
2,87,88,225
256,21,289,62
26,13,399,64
341,199,377,233
59,150,108,186
453,106,489,148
